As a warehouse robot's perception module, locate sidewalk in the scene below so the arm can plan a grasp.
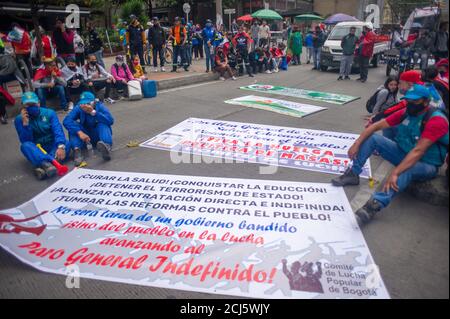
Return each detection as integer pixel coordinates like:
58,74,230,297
103,55,218,90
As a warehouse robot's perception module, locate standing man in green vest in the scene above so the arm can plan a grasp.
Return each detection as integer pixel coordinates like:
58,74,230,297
331,85,449,226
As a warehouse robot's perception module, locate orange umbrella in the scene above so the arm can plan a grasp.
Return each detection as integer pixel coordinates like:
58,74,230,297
237,14,253,22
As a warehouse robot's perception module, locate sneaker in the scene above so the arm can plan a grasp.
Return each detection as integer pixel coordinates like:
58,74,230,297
1,115,7,125
41,161,57,178
265,70,272,74
153,67,159,72
232,76,237,81
105,97,116,104
337,76,343,81
361,79,367,83
67,102,74,111
219,76,226,81
171,69,177,73
355,199,383,227
307,60,310,64
274,68,279,73
345,76,351,80
355,77,362,81
206,69,210,73
73,148,84,167
160,67,166,72
249,73,254,78
331,168,360,187
34,167,47,180
97,141,111,161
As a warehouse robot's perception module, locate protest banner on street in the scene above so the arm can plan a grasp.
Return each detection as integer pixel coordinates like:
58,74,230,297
0,169,389,299
224,95,327,118
240,84,360,105
140,118,371,178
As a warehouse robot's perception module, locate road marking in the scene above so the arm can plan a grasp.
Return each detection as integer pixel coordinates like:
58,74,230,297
159,81,218,94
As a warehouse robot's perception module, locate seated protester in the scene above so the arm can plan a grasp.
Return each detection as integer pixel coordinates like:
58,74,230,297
270,44,284,73
61,56,90,111
435,58,449,84
0,45,27,88
262,46,275,72
222,32,234,57
421,66,446,111
332,85,449,226
130,55,147,81
14,92,71,180
33,57,68,111
370,70,424,140
370,76,400,115
249,47,271,74
0,86,16,124
63,91,114,166
83,54,116,104
111,55,136,98
214,47,236,81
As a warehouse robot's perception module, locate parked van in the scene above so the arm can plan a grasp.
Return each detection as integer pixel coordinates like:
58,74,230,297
320,21,390,71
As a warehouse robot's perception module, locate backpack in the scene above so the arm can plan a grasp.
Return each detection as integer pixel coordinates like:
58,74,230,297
366,89,390,113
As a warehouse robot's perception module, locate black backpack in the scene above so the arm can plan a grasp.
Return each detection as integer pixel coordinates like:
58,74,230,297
366,89,390,113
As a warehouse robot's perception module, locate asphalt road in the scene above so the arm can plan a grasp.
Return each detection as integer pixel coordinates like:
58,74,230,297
0,64,448,299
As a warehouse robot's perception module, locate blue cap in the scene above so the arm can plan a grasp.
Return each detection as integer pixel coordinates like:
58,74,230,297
402,84,431,101
21,92,39,105
78,91,95,105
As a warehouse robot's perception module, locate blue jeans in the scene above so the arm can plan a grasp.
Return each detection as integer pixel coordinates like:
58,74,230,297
92,49,105,69
351,134,439,208
36,86,68,110
69,123,113,150
204,43,215,71
20,141,71,167
172,46,188,71
382,127,398,141
313,47,321,69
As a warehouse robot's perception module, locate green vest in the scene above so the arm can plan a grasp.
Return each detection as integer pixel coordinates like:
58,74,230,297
395,110,449,166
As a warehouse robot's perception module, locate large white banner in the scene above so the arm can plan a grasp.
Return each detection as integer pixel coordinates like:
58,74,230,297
0,169,389,299
224,95,327,118
140,118,371,178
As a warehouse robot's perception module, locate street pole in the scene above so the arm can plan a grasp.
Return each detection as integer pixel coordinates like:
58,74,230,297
216,0,223,29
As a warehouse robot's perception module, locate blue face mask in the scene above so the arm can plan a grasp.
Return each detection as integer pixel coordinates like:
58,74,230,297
27,106,40,118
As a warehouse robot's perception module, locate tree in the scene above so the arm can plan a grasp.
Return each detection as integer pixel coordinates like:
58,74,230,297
120,0,148,25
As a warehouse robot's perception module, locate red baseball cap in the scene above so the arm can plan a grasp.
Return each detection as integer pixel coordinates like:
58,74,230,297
399,70,424,84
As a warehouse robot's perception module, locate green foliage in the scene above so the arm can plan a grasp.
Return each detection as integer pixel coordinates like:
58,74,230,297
120,0,148,25
157,0,178,7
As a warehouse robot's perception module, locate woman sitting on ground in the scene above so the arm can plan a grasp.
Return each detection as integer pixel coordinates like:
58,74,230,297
130,55,147,81
215,47,236,81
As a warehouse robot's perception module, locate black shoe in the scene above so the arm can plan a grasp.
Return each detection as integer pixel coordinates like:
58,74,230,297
355,199,383,227
1,116,7,124
41,161,57,178
73,148,84,167
97,141,111,161
307,61,310,64
361,79,367,83
249,73,254,77
337,76,343,81
331,169,360,187
34,167,47,180
312,67,317,70
171,69,177,73
344,76,351,80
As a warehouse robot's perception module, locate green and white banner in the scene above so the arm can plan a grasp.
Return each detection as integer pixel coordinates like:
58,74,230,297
225,95,327,118
240,84,360,105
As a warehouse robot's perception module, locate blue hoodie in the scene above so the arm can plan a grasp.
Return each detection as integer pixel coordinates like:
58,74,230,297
201,25,216,45
63,101,114,135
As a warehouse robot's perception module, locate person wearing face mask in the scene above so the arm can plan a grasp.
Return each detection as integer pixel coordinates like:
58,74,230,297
63,91,114,166
201,19,217,73
14,92,71,180
126,15,147,67
61,56,90,110
111,55,136,98
83,54,116,104
130,55,147,80
33,57,68,111
435,58,449,84
332,84,448,226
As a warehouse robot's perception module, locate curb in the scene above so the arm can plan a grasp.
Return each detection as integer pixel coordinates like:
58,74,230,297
6,73,219,118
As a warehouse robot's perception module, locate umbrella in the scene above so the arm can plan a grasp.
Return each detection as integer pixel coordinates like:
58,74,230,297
237,14,253,22
251,9,283,21
295,14,324,22
324,13,359,25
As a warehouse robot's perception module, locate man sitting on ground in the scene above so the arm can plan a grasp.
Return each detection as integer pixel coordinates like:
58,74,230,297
63,91,114,166
83,54,116,104
33,57,68,111
332,85,448,226
14,92,70,180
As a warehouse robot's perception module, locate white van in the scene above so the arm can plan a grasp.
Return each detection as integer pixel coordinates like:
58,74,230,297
320,21,389,71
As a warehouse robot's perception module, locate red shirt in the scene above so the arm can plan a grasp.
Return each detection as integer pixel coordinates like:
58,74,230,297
386,108,449,142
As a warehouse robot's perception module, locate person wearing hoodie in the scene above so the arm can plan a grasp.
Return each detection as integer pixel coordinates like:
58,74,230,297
83,54,116,104
33,57,68,111
355,25,376,83
232,25,254,77
63,91,114,166
61,56,90,110
14,92,71,180
147,17,167,72
111,55,135,98
201,19,217,72
288,26,303,65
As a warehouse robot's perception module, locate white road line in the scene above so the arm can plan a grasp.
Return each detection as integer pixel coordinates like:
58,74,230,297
159,81,218,94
